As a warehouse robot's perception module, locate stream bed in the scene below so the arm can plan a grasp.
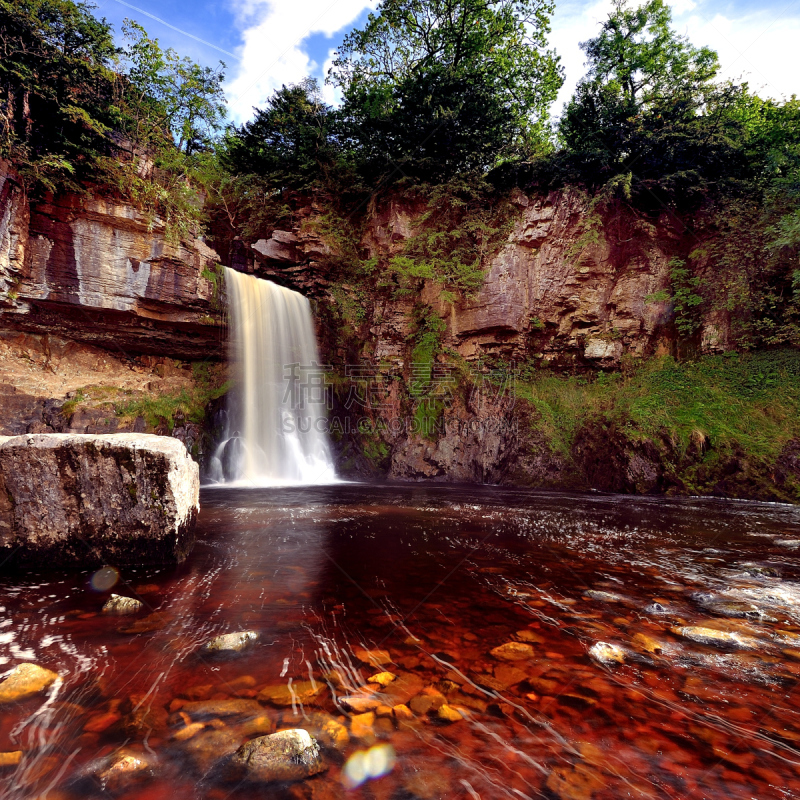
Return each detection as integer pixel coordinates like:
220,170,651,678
1,484,800,799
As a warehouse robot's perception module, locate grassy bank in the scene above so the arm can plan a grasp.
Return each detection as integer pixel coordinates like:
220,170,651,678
514,350,800,499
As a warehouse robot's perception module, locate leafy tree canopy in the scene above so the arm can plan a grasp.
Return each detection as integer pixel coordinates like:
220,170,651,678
222,79,333,190
121,20,226,157
557,0,731,201
329,0,563,180
0,0,118,190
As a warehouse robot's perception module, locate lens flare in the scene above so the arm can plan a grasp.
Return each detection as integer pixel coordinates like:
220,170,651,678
342,744,396,788
90,566,119,592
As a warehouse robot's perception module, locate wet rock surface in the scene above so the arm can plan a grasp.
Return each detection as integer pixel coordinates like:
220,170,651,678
102,594,143,614
229,729,325,783
0,174,223,359
0,433,199,568
203,631,259,654
0,662,58,703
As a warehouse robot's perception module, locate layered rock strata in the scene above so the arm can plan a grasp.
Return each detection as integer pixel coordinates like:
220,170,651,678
0,160,224,359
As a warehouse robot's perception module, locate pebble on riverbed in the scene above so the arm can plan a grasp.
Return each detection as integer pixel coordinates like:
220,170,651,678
228,729,325,783
0,751,22,768
0,663,59,704
437,704,464,723
490,641,535,661
102,594,143,614
96,749,155,792
588,642,626,665
672,626,761,650
354,648,392,667
203,631,259,654
258,679,326,706
367,671,396,686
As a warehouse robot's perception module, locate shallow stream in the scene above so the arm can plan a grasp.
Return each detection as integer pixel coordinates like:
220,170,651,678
2,485,800,799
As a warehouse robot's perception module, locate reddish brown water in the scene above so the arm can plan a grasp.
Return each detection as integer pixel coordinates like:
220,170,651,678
2,485,800,800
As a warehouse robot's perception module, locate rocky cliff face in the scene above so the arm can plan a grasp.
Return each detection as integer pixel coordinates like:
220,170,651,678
0,160,224,360
1,174,789,499
236,188,729,370
226,189,797,499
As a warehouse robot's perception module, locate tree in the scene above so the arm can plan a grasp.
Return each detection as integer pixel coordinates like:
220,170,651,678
329,0,563,180
222,79,334,190
559,0,729,200
0,0,118,190
121,20,226,156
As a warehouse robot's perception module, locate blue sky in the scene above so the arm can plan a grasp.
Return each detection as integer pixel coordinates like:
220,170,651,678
91,0,800,123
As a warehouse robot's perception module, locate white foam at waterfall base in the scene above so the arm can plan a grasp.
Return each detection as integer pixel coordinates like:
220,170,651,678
207,269,339,487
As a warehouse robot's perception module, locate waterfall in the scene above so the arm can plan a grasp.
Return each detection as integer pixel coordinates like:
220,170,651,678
209,268,337,486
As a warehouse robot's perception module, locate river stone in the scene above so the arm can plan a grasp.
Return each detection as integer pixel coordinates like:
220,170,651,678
97,749,154,791
589,642,626,665
354,648,392,666
183,729,239,773
304,712,349,749
490,641,535,661
258,679,325,706
0,662,59,703
585,589,626,603
0,434,199,568
203,631,259,654
102,594,143,614
182,699,262,718
672,626,761,650
229,729,324,783
437,704,464,722
340,695,382,713
0,751,22,767
367,671,396,686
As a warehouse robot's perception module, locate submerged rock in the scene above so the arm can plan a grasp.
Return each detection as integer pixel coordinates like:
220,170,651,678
340,695,382,713
304,712,349,749
229,729,325,783
367,671,396,686
258,680,326,707
204,631,259,654
585,590,627,603
437,704,464,723
0,662,59,703
96,749,154,792
349,712,375,739
102,594,143,614
490,642,535,661
183,729,239,773
0,433,199,568
353,648,392,667
672,626,761,650
588,642,626,665
182,699,261,718
0,751,22,767
119,611,169,634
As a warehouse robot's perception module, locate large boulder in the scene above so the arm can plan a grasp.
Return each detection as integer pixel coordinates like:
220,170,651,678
0,433,199,568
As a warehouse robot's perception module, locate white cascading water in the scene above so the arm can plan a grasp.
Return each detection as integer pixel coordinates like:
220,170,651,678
208,268,337,486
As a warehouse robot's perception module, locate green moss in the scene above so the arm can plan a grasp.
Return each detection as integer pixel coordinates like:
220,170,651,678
115,362,230,431
362,437,390,466
379,177,517,298
514,350,800,463
61,390,86,417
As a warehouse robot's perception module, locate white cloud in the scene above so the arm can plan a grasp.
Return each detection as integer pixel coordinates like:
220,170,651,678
548,0,800,119
681,9,800,101
225,0,376,122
